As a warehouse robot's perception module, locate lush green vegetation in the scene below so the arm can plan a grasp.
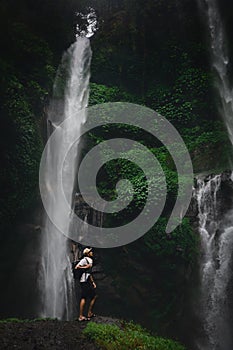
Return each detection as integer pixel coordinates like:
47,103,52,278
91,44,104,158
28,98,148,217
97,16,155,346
101,217,198,333
83,321,186,350
1,0,230,230
1,0,233,345
0,21,55,229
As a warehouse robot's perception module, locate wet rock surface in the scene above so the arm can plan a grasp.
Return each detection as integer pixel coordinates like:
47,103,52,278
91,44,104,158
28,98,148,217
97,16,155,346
0,317,120,350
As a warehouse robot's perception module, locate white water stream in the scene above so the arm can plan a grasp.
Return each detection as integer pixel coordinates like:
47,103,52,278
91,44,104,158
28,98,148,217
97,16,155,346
198,0,233,147
195,176,233,349
196,0,233,348
39,37,92,319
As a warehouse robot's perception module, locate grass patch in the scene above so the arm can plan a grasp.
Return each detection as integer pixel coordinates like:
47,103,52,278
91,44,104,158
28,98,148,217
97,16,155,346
83,321,186,350
0,317,57,323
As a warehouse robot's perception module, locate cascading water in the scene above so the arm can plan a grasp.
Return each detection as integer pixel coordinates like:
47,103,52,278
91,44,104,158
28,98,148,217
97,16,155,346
195,176,233,349
195,1,233,348
198,0,233,147
39,37,92,320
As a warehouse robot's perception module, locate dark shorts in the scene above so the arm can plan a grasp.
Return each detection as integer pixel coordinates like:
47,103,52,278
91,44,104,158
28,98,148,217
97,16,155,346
80,281,96,299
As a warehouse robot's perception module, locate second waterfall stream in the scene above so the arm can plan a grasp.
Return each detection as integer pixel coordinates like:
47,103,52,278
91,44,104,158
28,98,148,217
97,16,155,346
196,0,233,348
195,175,233,350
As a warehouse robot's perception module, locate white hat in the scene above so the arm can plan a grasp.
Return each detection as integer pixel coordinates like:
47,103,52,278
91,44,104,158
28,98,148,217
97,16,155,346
83,247,92,255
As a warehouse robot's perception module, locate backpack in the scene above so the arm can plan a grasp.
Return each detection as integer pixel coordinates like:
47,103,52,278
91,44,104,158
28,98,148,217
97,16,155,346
72,257,90,280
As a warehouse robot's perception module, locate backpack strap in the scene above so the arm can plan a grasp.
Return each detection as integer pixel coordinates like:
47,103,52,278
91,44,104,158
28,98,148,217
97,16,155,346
83,257,92,282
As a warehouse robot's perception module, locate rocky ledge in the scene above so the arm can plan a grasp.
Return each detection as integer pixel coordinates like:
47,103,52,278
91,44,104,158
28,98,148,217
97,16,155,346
0,316,119,350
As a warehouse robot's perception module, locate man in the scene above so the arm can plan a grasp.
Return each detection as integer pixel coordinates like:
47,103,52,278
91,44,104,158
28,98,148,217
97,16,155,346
75,247,97,321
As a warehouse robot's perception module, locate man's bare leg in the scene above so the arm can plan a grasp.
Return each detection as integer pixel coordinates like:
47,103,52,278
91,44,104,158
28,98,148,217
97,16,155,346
79,298,86,320
88,295,97,318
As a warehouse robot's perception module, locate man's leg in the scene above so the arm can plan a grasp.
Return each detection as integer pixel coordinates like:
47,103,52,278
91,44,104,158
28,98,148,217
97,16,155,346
79,298,86,319
88,295,97,317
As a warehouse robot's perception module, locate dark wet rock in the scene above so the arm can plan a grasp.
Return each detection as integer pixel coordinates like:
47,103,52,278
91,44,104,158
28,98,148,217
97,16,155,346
0,317,125,349
0,319,110,350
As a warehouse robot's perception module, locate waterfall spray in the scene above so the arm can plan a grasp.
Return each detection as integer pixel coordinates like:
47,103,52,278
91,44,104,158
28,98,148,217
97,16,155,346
196,1,233,348
39,37,92,320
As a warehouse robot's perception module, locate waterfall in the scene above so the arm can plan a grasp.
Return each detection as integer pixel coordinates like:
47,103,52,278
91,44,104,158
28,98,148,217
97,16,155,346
195,1,233,348
196,175,233,350
198,0,233,147
195,175,233,349
39,37,92,320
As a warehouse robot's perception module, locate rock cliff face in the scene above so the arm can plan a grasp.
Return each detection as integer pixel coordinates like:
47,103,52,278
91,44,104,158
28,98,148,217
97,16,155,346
0,198,43,319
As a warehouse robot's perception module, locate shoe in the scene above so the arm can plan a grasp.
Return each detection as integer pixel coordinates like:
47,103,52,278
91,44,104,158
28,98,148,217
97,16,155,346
88,313,97,319
78,317,89,322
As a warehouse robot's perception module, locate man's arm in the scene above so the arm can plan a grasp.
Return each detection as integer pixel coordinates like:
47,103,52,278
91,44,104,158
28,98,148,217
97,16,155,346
75,263,91,269
89,274,96,288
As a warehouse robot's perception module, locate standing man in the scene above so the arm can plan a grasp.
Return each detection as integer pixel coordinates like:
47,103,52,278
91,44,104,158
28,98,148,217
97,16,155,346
75,247,97,321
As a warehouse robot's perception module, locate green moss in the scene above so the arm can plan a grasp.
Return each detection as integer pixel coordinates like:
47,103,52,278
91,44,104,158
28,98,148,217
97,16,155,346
146,67,214,127
83,321,186,350
89,82,139,105
0,317,57,323
101,217,198,331
0,74,43,225
0,318,26,323
0,23,55,230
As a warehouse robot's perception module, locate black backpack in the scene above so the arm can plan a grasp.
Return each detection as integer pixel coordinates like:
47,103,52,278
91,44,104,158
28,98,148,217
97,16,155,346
72,257,90,280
